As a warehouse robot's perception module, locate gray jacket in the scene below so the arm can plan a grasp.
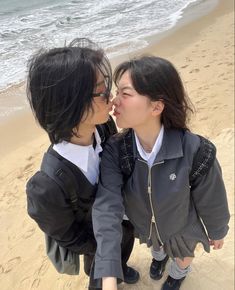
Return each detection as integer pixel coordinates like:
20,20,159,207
92,129,230,280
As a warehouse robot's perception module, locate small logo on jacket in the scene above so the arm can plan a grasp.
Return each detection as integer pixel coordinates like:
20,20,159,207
169,173,177,180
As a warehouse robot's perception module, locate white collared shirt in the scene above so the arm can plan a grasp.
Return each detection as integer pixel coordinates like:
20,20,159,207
134,125,164,167
53,129,103,185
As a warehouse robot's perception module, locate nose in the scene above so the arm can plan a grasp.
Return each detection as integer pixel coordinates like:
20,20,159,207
112,94,120,106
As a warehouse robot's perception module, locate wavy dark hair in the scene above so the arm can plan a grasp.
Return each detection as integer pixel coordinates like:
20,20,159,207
114,56,194,130
27,38,112,144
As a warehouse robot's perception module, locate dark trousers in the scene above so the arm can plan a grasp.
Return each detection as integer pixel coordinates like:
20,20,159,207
84,220,135,289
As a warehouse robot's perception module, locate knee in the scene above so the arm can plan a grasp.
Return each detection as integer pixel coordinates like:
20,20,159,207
175,257,193,269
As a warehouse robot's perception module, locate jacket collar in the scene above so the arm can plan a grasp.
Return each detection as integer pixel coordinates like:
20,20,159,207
132,128,184,163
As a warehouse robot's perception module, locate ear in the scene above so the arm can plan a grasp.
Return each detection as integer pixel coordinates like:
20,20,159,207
151,100,164,116
72,125,79,136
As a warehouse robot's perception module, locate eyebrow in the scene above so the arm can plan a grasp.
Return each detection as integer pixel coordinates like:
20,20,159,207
118,86,134,90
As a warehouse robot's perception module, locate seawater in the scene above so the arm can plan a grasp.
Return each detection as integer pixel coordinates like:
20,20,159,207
0,0,217,119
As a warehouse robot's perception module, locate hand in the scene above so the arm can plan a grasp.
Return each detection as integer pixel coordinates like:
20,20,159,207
102,277,117,290
209,239,224,250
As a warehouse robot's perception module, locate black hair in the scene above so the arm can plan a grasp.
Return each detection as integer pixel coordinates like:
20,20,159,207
114,56,194,130
27,38,112,144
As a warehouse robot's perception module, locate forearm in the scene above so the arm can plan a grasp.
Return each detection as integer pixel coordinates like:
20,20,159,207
102,277,117,290
191,159,230,239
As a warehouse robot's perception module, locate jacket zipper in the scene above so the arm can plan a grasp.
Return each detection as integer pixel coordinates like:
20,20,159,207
138,159,164,245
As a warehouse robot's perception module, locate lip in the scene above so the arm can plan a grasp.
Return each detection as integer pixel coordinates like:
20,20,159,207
113,110,120,117
108,105,114,112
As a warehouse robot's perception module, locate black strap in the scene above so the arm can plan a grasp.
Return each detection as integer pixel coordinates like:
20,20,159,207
40,117,117,212
119,129,135,178
189,135,216,183
119,130,216,184
41,152,79,212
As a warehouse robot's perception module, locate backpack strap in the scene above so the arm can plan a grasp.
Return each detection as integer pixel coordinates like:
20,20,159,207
119,129,216,185
119,129,135,179
41,152,79,212
40,117,117,212
190,135,216,183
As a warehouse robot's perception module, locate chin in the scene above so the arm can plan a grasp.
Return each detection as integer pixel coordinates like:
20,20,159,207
116,119,129,129
96,115,110,125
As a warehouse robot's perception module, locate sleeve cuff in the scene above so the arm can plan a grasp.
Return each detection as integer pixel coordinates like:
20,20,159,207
94,259,123,280
208,225,229,240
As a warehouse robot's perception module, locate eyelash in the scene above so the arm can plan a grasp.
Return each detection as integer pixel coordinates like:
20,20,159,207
116,91,131,98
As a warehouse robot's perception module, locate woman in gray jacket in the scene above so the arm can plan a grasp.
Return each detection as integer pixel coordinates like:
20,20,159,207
92,56,230,290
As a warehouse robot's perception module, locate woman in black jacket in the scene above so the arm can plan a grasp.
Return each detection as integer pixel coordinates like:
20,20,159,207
92,56,230,290
26,38,139,290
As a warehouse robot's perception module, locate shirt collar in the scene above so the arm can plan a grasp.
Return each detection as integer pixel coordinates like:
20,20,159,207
134,125,164,163
53,128,102,172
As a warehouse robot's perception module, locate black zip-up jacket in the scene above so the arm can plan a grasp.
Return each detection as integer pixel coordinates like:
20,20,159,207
26,118,117,255
27,147,98,254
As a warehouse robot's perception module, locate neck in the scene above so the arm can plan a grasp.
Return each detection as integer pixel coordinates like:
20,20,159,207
134,119,162,152
70,123,96,146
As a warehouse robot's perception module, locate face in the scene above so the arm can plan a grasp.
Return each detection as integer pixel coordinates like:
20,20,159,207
113,71,159,129
82,73,113,126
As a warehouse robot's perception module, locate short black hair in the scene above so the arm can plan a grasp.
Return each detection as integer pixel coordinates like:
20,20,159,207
114,56,194,130
27,38,112,144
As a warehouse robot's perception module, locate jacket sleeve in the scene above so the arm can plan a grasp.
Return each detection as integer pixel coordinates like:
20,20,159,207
26,171,96,254
92,137,125,280
191,158,230,240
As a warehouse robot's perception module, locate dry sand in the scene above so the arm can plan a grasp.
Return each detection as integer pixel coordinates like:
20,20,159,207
0,0,234,289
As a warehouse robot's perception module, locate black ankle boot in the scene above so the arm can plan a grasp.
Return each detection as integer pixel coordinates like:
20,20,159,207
150,255,169,280
123,266,140,284
161,275,186,290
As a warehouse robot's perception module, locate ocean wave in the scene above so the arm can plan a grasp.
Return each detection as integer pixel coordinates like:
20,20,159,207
0,0,215,91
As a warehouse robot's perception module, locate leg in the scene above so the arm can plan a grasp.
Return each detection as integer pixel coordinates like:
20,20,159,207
84,254,94,276
150,247,169,280
121,220,135,268
121,220,140,284
84,254,102,290
161,257,193,290
175,257,193,270
88,258,102,290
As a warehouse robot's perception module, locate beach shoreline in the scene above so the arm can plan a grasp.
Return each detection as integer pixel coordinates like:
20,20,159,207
0,0,233,159
0,0,234,289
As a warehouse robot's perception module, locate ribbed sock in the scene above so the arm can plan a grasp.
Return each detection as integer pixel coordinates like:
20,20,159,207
168,259,191,280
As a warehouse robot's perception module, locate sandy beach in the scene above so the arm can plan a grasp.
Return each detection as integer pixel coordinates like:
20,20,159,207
0,0,234,289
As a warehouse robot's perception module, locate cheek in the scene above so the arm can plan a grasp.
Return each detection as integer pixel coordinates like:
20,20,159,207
125,98,148,117
118,98,149,126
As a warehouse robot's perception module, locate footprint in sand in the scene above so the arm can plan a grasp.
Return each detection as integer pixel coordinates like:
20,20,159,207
3,257,21,273
26,156,33,161
0,264,4,274
36,258,50,277
204,65,210,68
24,163,33,171
31,278,41,289
19,276,32,289
17,163,34,179
22,226,36,239
63,280,74,289
189,68,200,73
181,64,188,69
